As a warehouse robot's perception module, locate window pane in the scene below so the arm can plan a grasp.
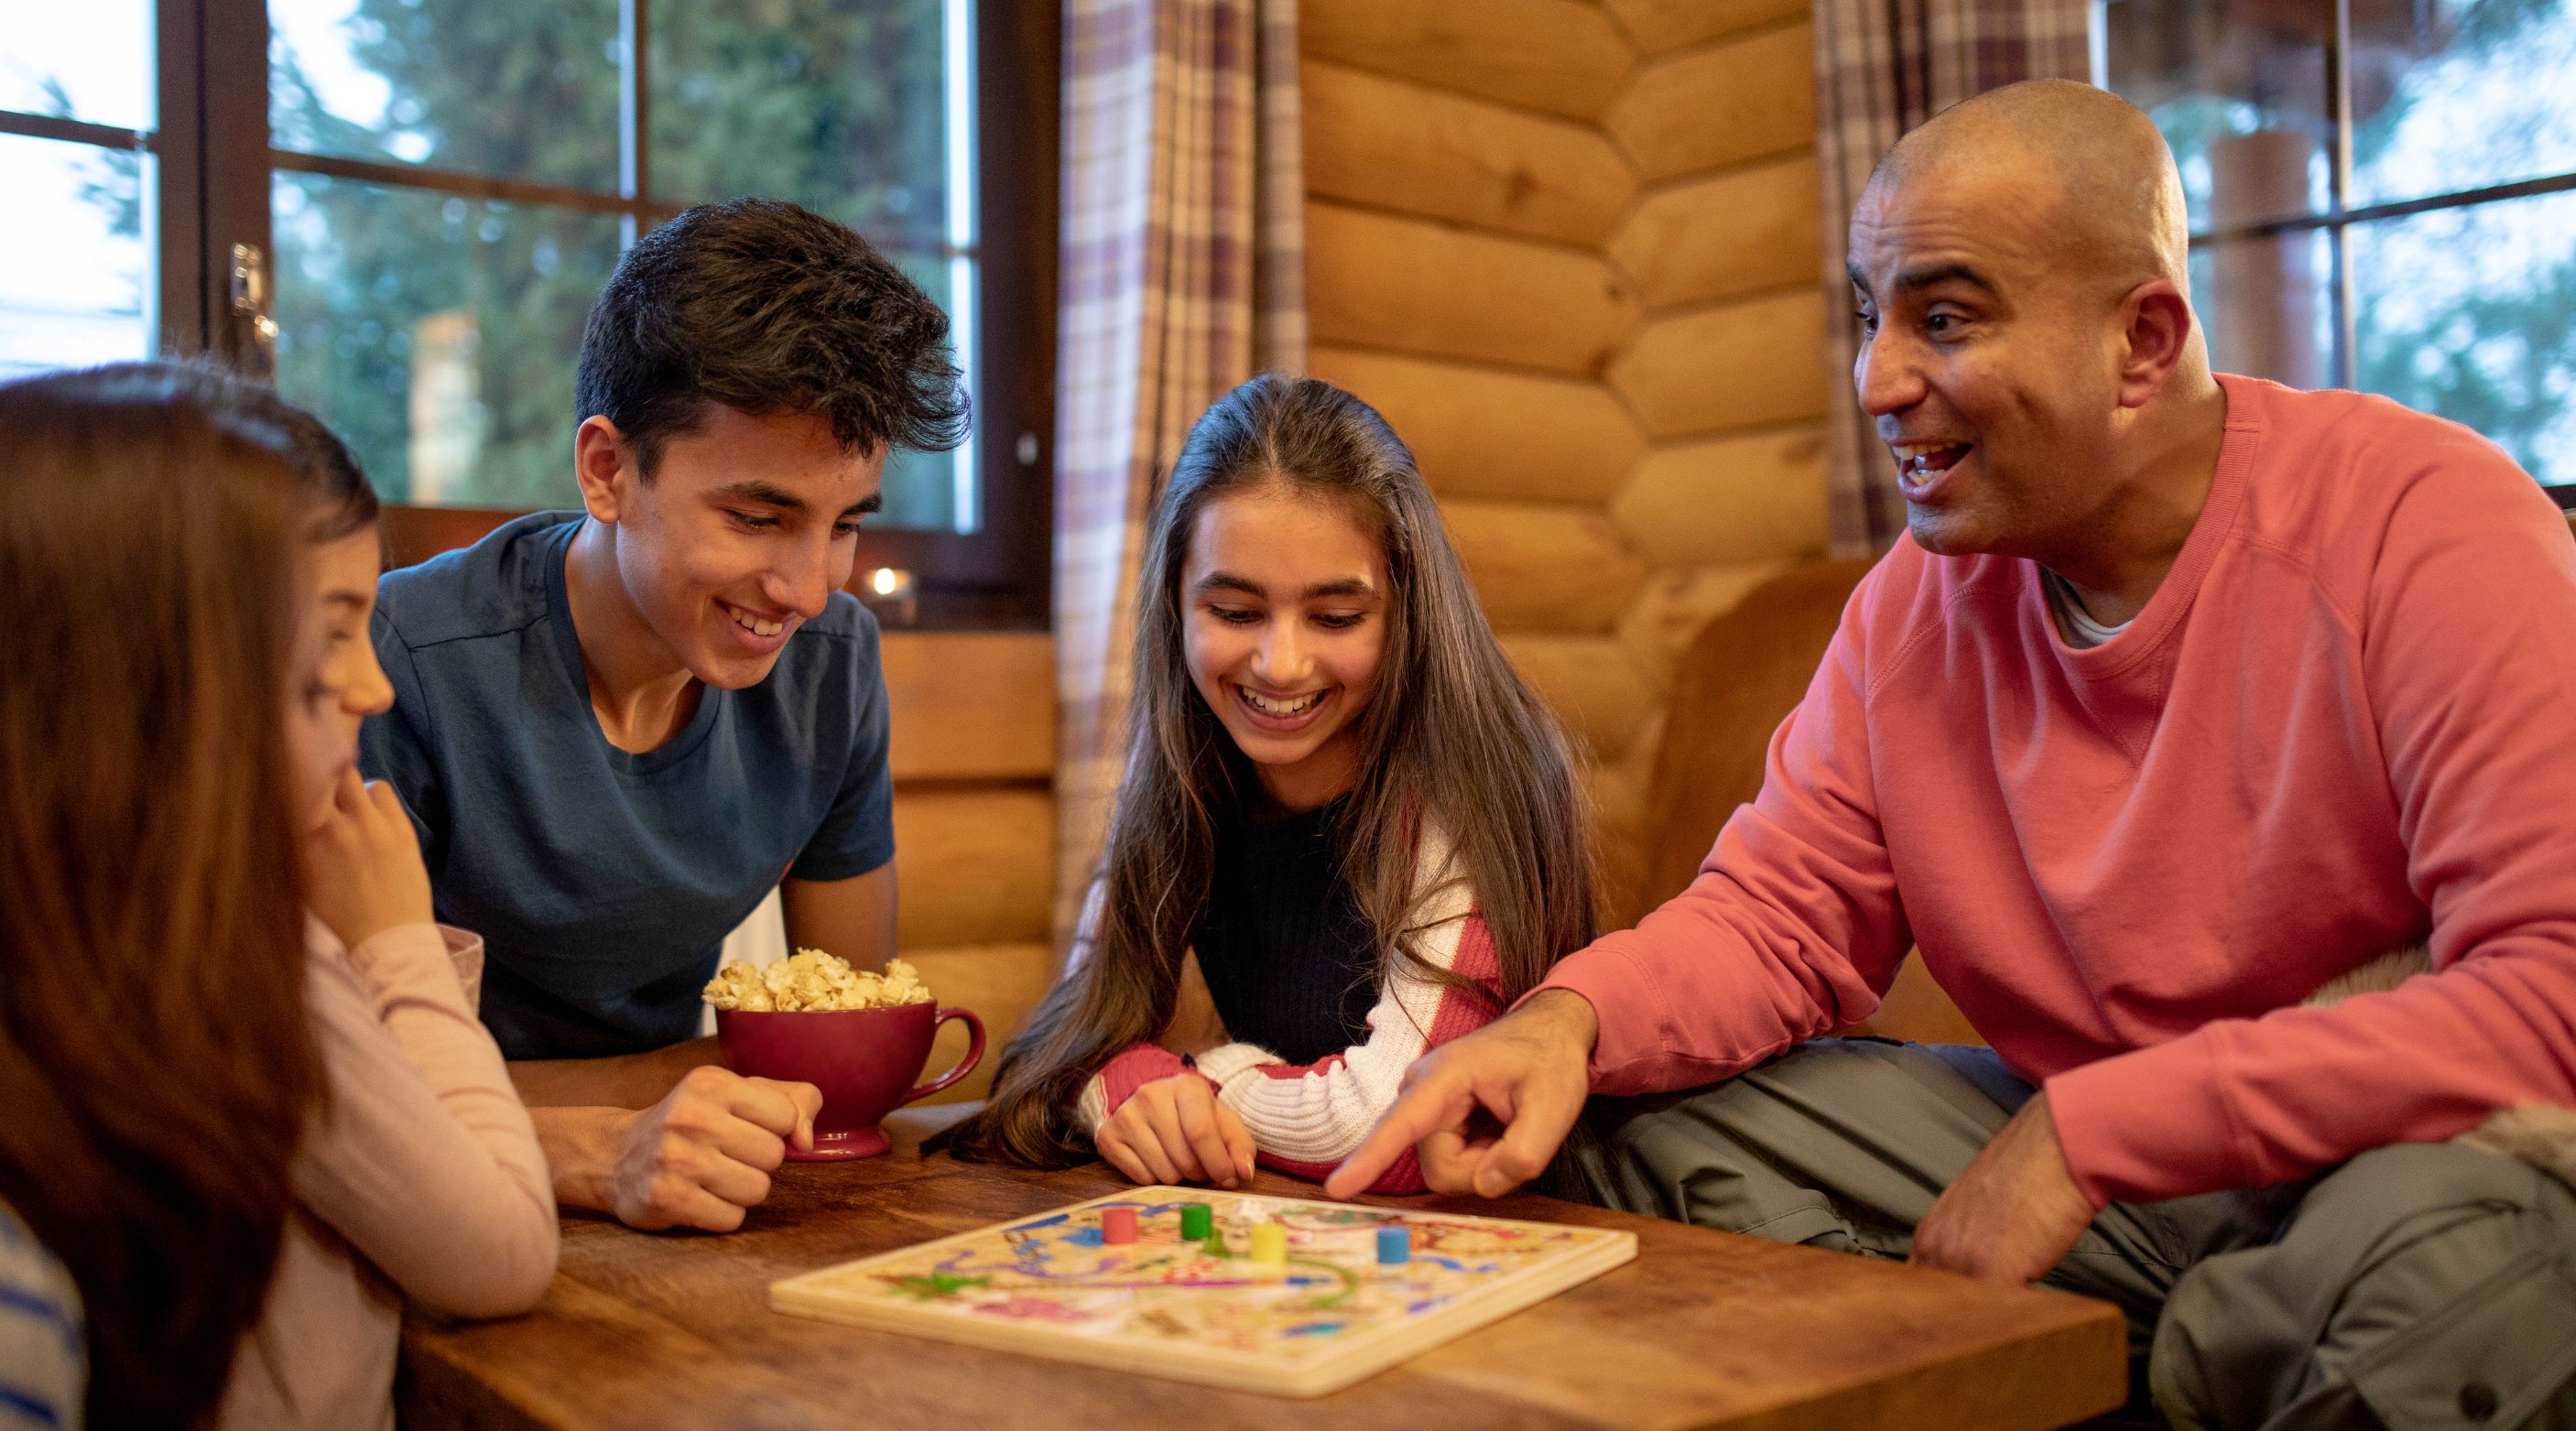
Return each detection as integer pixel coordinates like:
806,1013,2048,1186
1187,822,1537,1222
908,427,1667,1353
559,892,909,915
2106,0,2333,233
2353,189,2576,485
2350,0,2576,207
0,4,153,130
874,251,971,532
0,134,151,378
269,0,620,190
273,174,622,506
647,0,948,245
2195,228,2340,390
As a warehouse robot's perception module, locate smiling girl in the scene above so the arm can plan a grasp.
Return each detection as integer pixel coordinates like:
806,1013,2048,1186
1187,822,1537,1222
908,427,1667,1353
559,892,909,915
956,375,1599,1195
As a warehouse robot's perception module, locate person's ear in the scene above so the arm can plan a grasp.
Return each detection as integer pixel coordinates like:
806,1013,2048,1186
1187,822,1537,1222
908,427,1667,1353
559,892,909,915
2114,278,2193,410
572,417,635,524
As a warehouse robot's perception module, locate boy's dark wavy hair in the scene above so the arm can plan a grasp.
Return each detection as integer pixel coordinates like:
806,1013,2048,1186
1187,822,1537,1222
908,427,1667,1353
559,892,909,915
575,198,969,472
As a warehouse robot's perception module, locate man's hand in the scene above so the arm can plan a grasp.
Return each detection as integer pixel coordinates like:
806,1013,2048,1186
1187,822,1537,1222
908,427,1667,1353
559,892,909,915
1325,989,1599,1199
300,769,436,952
1094,1074,1256,1188
547,1065,822,1232
1908,1092,2095,1285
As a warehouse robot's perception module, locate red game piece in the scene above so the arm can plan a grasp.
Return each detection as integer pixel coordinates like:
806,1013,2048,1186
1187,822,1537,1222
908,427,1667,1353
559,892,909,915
1100,1207,1138,1244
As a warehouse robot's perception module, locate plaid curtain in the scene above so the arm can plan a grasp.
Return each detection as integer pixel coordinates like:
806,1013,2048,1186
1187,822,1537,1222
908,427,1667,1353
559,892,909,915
1052,0,1306,949
1813,0,2092,553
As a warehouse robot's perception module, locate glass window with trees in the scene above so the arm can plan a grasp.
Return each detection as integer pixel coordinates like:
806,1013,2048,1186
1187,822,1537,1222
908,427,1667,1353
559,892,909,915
0,0,1054,625
2106,0,2576,493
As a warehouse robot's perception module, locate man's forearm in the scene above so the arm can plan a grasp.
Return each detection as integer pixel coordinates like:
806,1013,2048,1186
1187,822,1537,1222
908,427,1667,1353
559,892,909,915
509,1035,723,1110
1511,987,1601,1057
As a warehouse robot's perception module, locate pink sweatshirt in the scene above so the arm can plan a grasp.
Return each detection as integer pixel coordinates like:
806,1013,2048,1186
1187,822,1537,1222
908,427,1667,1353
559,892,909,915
219,920,556,1431
1539,375,2576,1208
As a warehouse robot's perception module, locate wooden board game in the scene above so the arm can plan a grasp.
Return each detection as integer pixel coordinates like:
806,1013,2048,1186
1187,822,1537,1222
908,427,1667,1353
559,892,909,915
768,1186,1638,1396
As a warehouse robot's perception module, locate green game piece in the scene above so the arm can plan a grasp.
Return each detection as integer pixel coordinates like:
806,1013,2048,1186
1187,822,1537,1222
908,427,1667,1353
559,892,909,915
1179,1202,1212,1241
1205,1233,1231,1258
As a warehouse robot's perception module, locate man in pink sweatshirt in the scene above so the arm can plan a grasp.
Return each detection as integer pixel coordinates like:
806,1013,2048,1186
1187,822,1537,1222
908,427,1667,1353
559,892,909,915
1330,80,2576,1428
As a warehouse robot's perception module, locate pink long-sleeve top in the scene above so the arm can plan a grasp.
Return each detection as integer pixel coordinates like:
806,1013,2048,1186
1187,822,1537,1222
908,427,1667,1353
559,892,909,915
1538,374,2576,1209
219,920,557,1431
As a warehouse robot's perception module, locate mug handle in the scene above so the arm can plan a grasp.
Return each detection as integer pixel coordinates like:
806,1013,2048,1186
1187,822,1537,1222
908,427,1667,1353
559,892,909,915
902,1006,987,1104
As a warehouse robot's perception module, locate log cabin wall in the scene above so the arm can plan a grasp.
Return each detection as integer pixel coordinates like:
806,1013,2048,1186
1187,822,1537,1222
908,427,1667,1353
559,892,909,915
881,631,1058,1102
1301,0,1834,921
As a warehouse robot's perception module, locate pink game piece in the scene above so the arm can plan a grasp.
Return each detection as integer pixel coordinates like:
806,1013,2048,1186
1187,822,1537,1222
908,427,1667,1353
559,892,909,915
1101,1207,1138,1244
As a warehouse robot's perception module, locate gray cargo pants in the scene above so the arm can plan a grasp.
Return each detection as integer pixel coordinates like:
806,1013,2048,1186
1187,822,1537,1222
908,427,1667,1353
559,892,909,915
1580,1039,2576,1430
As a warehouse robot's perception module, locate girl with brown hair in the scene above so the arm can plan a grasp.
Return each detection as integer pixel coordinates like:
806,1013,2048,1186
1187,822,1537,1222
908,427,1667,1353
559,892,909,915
216,374,558,1431
1,363,323,1429
956,374,1599,1194
0,364,556,1431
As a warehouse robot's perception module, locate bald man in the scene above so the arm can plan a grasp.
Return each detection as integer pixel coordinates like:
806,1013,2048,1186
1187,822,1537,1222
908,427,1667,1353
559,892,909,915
1330,81,2576,1427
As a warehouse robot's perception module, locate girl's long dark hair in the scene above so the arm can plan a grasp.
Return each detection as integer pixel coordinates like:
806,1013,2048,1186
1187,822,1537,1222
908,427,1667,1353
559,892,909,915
956,374,1599,1166
0,363,326,1427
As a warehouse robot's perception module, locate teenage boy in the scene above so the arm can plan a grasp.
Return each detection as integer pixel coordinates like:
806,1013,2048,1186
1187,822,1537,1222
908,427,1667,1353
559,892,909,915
361,199,967,1233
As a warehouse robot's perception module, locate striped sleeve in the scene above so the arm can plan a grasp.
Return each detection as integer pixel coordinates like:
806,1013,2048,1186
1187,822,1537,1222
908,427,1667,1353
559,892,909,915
0,1202,82,1431
1201,894,1505,1195
1073,1042,1209,1134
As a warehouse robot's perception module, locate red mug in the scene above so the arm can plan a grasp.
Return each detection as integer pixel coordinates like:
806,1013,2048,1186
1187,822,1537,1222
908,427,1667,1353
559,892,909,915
715,1001,985,1160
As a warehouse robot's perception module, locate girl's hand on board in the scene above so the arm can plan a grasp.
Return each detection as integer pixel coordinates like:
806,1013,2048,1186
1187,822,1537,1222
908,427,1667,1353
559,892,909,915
1094,1072,1257,1188
302,766,437,951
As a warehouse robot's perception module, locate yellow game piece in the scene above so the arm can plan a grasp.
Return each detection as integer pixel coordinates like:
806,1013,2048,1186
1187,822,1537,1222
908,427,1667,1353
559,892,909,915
1248,1222,1288,1264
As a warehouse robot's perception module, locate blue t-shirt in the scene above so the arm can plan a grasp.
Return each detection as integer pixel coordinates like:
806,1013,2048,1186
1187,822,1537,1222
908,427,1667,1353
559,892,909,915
359,512,896,1059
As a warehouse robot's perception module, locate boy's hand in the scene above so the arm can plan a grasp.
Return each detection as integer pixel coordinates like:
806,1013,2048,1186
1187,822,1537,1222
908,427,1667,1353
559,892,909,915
301,767,436,951
1095,1073,1256,1188
587,1065,823,1232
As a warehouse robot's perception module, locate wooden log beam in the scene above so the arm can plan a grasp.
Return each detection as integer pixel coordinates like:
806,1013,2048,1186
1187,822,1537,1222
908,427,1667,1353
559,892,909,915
1302,61,1636,247
892,785,1054,950
1308,346,1641,504
1608,290,1831,439
1603,0,1810,54
1611,156,1822,311
1300,0,1636,122
1308,202,1637,375
1584,748,1655,927
1611,423,1831,566
1605,24,1814,183
1501,634,1657,760
882,633,1054,782
1440,499,1648,634
900,942,1056,1104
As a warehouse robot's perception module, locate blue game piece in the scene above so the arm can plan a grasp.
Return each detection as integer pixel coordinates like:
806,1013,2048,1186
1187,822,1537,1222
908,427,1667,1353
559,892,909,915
1376,1226,1410,1265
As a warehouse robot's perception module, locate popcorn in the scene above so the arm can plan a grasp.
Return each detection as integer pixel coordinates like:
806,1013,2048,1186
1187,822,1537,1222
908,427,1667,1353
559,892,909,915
701,949,933,1013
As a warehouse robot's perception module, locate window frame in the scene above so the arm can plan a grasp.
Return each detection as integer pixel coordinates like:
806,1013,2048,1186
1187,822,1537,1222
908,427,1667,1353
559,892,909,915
0,0,1054,629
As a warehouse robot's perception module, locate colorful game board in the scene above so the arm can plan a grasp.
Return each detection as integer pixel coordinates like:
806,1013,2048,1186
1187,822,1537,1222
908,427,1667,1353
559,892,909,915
768,1186,1637,1396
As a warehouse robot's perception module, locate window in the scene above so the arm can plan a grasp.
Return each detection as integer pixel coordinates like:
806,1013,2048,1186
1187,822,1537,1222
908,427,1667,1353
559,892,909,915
0,0,1054,625
0,5,160,377
2105,0,2576,493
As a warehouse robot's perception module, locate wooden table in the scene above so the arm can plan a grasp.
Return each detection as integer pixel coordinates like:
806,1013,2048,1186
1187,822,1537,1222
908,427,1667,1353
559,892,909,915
400,1122,2127,1431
